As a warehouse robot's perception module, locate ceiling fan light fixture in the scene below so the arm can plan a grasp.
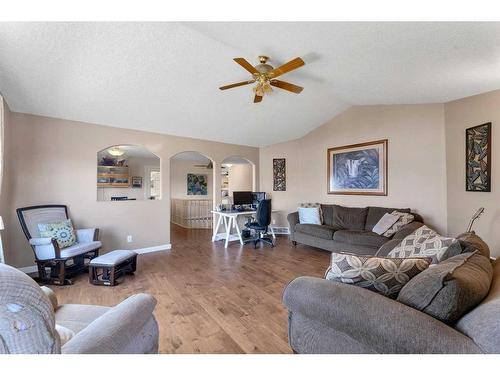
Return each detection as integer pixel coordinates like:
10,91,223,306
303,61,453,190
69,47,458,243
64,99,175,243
107,147,125,157
220,56,305,103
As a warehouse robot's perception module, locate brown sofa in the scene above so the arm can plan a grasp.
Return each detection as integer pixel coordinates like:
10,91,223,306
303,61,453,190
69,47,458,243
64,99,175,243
287,205,424,255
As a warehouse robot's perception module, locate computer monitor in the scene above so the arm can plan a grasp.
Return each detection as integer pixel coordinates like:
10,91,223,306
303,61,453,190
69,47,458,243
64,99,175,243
252,192,265,206
233,191,253,206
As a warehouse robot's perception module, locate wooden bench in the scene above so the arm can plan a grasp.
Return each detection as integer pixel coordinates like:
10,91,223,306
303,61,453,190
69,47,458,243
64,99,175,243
89,250,137,286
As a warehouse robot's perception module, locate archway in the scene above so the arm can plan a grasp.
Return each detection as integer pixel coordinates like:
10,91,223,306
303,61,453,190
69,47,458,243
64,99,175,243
220,156,256,206
169,151,215,232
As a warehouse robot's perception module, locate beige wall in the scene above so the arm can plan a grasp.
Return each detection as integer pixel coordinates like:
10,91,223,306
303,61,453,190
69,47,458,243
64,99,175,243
227,163,253,197
0,97,12,258
170,159,214,200
445,90,500,257
260,105,448,232
0,112,258,268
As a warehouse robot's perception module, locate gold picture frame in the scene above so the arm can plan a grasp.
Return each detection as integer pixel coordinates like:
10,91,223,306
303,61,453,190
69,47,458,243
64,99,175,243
327,139,388,196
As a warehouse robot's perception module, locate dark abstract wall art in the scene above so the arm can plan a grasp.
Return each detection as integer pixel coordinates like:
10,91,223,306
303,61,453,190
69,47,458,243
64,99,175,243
327,139,387,195
466,122,491,192
273,158,286,191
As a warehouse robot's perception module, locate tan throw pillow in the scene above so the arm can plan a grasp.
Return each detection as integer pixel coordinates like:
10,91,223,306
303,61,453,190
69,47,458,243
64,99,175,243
388,224,461,264
383,211,414,237
372,213,400,235
55,324,75,346
325,253,431,299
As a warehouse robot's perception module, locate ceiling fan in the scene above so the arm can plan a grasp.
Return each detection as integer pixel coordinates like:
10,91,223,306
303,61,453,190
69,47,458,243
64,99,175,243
219,56,305,103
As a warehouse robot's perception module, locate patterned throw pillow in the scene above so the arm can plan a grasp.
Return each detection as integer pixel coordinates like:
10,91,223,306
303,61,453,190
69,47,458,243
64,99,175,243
325,253,431,299
383,210,414,237
299,202,323,223
38,219,77,249
387,225,460,264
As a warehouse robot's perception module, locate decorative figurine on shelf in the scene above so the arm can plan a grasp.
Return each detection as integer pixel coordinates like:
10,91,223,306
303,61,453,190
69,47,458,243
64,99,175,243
466,207,485,233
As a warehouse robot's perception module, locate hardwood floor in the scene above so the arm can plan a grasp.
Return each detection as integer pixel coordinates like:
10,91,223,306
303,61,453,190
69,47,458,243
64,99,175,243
50,224,330,353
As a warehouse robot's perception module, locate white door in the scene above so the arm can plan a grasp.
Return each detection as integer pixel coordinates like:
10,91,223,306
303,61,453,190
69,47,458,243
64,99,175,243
144,166,161,200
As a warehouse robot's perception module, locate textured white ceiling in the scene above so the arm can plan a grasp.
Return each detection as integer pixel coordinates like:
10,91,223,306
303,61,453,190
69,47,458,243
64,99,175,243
1,22,499,147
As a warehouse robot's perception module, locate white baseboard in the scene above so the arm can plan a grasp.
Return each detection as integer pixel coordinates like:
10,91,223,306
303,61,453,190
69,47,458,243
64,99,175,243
134,243,172,254
271,226,290,235
17,244,172,273
19,265,38,274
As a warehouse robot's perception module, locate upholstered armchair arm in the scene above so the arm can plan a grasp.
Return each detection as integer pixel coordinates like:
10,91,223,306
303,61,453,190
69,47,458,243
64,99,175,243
29,237,53,246
28,237,60,260
287,212,299,238
283,276,481,354
40,286,59,311
75,228,99,243
61,294,158,354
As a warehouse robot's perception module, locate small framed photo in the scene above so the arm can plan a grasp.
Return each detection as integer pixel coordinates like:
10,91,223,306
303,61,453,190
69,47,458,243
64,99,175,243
131,176,143,188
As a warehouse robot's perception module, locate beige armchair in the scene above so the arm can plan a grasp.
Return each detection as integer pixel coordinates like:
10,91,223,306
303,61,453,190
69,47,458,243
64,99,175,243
0,263,159,354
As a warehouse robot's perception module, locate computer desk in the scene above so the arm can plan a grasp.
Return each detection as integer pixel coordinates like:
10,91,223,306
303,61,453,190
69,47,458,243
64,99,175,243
211,210,277,248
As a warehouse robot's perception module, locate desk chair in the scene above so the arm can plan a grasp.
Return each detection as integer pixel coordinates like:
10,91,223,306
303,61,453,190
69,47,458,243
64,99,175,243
244,199,274,248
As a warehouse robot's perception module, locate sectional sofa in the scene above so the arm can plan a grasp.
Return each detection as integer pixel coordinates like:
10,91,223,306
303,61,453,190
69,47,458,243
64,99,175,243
283,232,499,353
287,205,424,254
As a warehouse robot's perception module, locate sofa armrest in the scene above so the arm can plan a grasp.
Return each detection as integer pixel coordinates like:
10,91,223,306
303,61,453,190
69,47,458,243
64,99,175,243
392,221,423,240
61,293,158,354
283,276,481,353
75,228,99,243
287,212,299,236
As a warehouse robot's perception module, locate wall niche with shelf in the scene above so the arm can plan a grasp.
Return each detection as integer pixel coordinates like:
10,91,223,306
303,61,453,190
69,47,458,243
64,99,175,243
97,145,161,201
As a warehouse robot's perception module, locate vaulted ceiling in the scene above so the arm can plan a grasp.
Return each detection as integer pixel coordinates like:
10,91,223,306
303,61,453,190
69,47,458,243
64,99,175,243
1,22,499,146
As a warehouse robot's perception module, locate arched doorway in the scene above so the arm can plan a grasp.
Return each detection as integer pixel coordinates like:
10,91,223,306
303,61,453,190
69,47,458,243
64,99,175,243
220,156,256,205
170,151,215,232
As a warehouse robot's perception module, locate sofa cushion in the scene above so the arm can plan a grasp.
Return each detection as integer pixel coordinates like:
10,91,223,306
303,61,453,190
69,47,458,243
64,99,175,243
332,205,368,230
365,207,410,231
326,253,431,299
55,324,75,346
55,304,110,334
320,204,336,227
333,230,389,248
295,224,336,240
455,259,500,354
397,252,493,325
388,225,461,264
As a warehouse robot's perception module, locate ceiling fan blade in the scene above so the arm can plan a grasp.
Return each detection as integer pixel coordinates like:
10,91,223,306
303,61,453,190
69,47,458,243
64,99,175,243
233,58,259,75
268,57,305,78
270,80,303,94
254,94,263,103
219,80,255,90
